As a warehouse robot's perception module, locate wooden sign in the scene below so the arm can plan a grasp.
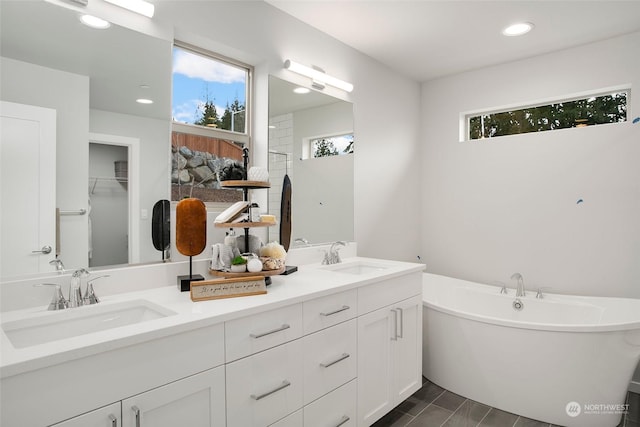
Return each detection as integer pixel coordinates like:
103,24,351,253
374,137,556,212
190,276,267,302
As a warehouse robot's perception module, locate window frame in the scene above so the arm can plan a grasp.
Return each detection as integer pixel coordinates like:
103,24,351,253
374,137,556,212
461,86,630,142
171,41,253,208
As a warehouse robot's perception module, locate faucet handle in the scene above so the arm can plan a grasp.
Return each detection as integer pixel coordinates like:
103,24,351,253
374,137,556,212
84,275,110,305
34,283,68,310
536,287,552,299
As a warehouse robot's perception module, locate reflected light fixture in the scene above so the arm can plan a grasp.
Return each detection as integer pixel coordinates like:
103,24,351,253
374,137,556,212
80,14,111,29
284,60,353,93
502,22,534,36
104,0,155,18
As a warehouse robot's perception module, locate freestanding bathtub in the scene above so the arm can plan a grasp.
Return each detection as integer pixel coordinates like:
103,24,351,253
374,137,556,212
422,273,640,427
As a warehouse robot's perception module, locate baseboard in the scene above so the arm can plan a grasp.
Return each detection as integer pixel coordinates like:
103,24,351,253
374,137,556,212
630,380,640,394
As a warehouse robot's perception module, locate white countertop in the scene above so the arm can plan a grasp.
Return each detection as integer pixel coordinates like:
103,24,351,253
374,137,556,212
0,257,424,378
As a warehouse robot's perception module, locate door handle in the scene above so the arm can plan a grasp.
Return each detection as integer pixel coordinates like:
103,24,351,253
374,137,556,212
32,245,52,254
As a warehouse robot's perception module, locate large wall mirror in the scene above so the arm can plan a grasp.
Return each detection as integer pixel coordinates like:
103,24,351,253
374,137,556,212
268,76,354,246
0,1,171,279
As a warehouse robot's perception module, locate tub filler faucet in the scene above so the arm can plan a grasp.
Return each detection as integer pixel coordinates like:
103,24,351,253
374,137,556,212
511,273,525,297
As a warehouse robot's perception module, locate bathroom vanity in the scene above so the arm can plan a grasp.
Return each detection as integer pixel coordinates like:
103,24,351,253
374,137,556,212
0,257,423,427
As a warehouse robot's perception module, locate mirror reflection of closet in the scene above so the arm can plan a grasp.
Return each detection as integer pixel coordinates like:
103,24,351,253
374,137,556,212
89,143,129,267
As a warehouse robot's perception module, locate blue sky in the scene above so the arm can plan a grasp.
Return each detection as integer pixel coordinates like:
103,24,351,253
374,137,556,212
172,47,246,124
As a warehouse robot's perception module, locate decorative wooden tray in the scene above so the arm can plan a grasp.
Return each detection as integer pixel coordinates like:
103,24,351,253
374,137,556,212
220,180,270,189
209,266,286,278
214,221,276,228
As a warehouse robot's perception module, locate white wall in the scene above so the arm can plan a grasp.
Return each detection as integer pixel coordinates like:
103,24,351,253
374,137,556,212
155,1,422,263
0,57,90,269
420,31,640,299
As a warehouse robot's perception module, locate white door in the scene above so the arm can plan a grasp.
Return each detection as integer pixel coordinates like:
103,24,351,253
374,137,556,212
1,101,56,278
122,367,225,427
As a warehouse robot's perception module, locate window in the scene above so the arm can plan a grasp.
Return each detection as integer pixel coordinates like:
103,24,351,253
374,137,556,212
467,91,627,141
171,42,252,203
308,133,354,159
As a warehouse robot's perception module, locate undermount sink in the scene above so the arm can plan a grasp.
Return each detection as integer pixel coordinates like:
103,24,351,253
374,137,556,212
2,300,176,349
321,260,389,275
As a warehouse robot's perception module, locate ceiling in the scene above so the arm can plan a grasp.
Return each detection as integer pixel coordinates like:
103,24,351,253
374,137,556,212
266,0,640,82
0,1,171,120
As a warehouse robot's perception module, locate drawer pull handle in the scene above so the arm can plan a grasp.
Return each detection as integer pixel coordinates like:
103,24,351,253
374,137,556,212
250,324,290,339
132,406,141,427
109,414,118,427
320,352,350,368
320,305,350,317
397,307,404,338
335,415,350,427
250,380,291,400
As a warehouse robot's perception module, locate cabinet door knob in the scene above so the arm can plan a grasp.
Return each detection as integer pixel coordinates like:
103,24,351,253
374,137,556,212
391,309,398,340
132,406,141,427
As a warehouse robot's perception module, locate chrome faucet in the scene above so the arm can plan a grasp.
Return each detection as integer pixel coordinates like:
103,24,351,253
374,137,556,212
49,258,65,273
69,268,89,308
511,273,525,297
34,283,68,310
322,241,347,265
83,275,109,305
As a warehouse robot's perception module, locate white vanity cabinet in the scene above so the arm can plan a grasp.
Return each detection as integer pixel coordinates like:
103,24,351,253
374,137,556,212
50,403,121,427
51,367,225,427
121,366,226,427
356,274,422,427
2,259,423,427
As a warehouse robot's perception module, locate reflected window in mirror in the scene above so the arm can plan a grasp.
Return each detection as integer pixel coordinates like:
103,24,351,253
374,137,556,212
306,133,354,159
171,42,253,203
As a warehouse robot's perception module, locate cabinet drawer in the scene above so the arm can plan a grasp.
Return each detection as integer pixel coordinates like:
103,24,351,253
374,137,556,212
304,379,356,427
358,272,421,315
269,409,302,427
302,319,357,405
303,289,357,334
225,303,303,362
226,339,304,427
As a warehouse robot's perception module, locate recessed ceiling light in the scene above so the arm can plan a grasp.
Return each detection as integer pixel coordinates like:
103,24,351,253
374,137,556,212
136,98,153,104
293,87,310,94
502,22,534,37
80,14,111,29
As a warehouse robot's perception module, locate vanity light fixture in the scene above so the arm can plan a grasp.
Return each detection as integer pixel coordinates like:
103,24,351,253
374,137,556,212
284,59,354,93
502,22,534,36
80,14,111,29
104,0,155,18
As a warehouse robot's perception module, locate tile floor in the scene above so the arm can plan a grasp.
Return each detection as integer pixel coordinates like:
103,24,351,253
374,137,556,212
371,377,640,427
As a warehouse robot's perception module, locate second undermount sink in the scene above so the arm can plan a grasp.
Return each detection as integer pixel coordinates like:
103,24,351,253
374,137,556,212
321,260,389,275
1,299,176,349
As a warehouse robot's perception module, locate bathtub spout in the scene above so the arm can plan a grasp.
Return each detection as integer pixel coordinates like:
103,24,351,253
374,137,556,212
511,273,525,297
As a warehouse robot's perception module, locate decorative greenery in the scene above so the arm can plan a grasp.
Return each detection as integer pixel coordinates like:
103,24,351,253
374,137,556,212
231,255,247,265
